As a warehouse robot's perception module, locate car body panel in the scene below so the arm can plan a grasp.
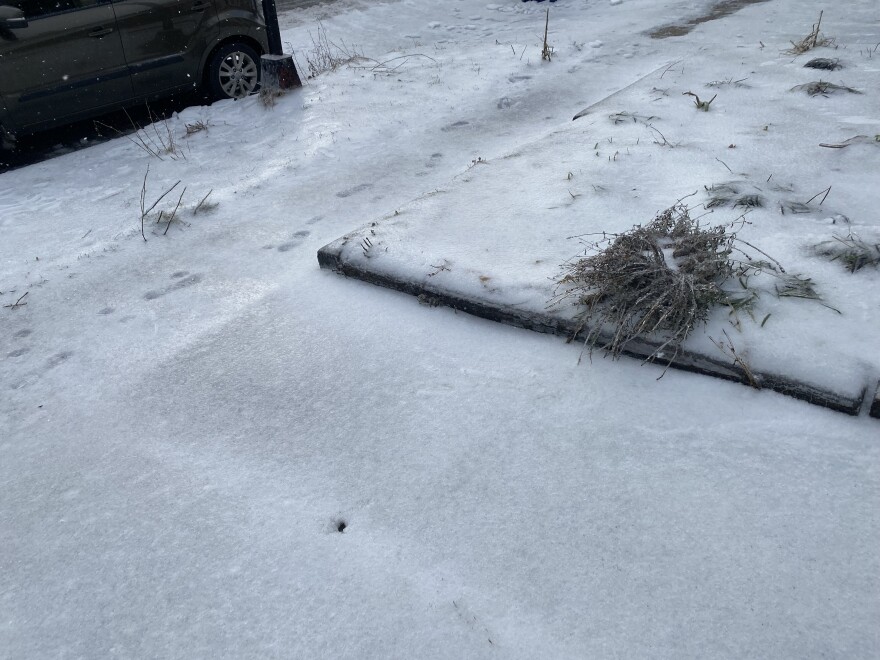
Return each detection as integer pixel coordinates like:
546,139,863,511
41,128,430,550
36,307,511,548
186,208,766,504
0,0,134,131
0,0,268,141
110,0,218,97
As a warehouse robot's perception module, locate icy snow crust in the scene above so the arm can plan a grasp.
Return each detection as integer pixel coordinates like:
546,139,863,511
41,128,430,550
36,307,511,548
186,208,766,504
2,0,879,658
324,5,880,401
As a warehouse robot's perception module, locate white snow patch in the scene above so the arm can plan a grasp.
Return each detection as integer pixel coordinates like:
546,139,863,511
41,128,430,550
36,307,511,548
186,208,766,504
1,0,878,657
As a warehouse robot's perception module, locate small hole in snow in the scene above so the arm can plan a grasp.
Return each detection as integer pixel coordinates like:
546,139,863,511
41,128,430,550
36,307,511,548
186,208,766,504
336,521,347,533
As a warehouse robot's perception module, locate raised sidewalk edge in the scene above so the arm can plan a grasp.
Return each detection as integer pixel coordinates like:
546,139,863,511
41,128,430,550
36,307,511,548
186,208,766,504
318,240,869,417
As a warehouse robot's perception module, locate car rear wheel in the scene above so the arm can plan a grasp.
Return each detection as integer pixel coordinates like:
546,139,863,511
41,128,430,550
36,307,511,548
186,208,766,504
208,43,260,100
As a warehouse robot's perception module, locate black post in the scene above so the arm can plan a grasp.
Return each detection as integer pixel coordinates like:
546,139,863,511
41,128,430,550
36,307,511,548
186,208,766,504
261,0,283,56
258,0,302,91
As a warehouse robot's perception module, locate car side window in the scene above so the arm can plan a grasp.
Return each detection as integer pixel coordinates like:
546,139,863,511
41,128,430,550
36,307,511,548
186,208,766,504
10,0,101,19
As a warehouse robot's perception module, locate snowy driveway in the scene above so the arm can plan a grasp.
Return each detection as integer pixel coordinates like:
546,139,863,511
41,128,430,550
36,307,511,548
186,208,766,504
2,0,878,657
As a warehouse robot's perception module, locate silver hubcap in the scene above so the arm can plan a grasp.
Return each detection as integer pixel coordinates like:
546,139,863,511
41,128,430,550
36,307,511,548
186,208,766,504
218,51,258,98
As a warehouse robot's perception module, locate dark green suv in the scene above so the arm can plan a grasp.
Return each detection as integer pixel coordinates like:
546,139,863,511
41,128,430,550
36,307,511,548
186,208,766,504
0,0,269,148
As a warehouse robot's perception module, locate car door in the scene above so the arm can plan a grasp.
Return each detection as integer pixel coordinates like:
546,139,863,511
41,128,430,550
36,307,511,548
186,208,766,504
109,0,218,98
0,0,132,131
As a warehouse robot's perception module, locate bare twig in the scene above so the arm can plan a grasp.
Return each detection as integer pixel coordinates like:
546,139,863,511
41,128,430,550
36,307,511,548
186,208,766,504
732,237,786,273
819,135,874,148
541,9,553,61
647,124,674,147
193,189,215,215
715,157,732,173
710,330,760,388
660,60,681,79
812,9,823,48
353,53,438,74
3,291,28,310
142,181,181,218
163,187,187,236
139,166,149,241
139,166,181,240
805,185,831,205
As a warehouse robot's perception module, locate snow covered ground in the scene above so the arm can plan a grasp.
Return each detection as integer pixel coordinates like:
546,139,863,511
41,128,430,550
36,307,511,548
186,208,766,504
2,0,878,657
319,11,880,402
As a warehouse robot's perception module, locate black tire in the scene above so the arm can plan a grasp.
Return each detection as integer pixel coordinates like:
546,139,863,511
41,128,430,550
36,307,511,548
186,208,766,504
207,42,261,101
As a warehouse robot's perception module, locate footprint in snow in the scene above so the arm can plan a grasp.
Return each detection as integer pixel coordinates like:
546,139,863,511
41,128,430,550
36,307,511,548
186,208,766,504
442,121,470,132
277,230,311,252
336,183,372,198
143,273,203,301
425,153,443,168
9,350,74,390
45,352,73,369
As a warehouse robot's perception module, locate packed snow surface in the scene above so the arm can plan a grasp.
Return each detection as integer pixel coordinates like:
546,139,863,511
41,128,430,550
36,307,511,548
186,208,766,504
324,2,880,398
1,0,878,658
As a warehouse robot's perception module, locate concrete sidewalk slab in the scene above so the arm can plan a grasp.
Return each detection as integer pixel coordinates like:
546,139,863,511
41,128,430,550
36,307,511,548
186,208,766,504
318,37,879,417
318,238,866,415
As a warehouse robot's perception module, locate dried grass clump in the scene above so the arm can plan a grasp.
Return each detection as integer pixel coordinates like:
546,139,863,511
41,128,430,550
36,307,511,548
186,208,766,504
95,107,188,161
556,205,760,361
786,10,835,55
804,57,842,70
814,233,880,272
184,120,209,137
704,181,741,208
306,22,363,78
704,182,767,209
259,87,285,107
791,80,861,96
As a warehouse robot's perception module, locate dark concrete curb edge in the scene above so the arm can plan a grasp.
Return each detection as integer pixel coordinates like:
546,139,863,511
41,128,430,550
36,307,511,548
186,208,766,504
870,381,880,419
318,243,868,417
